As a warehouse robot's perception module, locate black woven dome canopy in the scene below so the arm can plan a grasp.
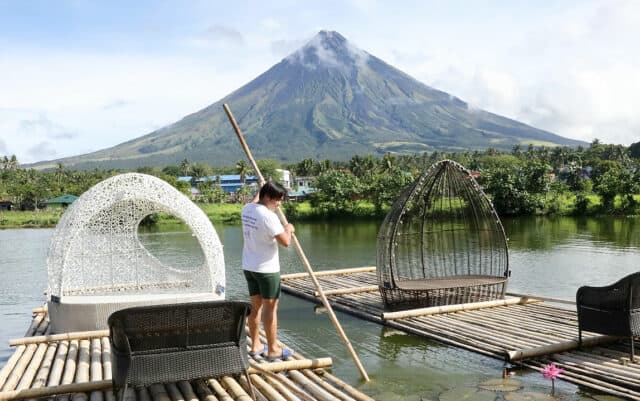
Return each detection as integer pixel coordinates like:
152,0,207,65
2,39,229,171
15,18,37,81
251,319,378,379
377,160,510,309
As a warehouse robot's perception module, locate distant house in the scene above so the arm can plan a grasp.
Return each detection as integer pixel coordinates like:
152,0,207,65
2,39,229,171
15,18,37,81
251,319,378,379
45,194,78,208
276,169,291,188
0,200,13,211
194,175,259,193
294,176,315,188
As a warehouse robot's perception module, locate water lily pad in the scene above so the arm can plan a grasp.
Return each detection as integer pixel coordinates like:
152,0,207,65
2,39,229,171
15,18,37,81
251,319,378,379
504,392,556,401
439,387,496,401
478,378,522,392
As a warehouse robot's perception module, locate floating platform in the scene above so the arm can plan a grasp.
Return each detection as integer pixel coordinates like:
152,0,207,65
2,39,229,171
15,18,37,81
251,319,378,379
0,307,375,401
282,267,640,400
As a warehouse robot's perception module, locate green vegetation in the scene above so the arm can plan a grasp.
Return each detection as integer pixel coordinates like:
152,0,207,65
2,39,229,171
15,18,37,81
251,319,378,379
1,139,639,228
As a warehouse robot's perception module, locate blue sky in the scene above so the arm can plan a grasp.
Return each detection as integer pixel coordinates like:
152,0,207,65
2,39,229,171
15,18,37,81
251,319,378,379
1,0,638,163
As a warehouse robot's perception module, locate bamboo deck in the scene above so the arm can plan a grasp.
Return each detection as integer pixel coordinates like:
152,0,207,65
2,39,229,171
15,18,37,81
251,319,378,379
281,267,640,400
0,308,375,401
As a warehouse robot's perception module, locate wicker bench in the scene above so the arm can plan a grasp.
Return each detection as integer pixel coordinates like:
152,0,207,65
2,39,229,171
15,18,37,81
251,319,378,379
108,300,255,400
577,272,640,361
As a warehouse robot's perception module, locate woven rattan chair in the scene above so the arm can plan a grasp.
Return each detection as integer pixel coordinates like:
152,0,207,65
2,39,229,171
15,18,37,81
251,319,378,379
108,301,255,401
577,272,640,361
377,160,510,310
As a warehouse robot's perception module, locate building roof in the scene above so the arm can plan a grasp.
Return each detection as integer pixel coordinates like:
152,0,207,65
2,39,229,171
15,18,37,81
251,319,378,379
45,194,79,204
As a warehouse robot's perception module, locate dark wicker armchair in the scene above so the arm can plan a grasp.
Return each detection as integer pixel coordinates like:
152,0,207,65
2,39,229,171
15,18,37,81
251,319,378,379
577,272,640,361
108,301,255,401
377,160,510,310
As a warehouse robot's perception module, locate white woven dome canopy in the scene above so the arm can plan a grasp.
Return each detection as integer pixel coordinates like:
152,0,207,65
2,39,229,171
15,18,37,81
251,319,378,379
47,173,224,299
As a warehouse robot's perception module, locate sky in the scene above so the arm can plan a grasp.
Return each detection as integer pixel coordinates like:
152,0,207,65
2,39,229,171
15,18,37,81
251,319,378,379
1,0,639,164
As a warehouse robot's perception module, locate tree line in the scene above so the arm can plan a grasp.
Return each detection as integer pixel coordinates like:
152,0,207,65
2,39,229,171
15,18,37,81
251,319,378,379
1,139,639,217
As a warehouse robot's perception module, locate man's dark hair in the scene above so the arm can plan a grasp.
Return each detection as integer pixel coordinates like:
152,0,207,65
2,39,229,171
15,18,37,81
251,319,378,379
259,180,287,201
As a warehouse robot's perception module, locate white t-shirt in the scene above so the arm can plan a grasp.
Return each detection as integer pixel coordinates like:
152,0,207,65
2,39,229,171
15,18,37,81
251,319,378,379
241,202,285,273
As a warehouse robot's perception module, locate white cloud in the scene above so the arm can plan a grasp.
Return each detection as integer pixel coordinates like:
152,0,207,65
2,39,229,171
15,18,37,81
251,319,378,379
28,141,57,159
0,138,6,154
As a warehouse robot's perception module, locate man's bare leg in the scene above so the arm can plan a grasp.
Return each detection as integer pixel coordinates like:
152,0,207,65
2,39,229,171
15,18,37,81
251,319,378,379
248,294,264,353
262,298,282,356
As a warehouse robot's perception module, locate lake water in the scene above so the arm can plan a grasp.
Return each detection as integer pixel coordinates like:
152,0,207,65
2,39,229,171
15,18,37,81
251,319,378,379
0,216,638,400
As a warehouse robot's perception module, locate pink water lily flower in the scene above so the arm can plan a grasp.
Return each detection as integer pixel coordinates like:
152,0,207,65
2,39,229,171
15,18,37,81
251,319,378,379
541,363,564,380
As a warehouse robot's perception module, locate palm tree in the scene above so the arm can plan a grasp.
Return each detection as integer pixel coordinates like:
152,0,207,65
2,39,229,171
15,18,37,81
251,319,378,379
235,160,250,184
179,159,191,176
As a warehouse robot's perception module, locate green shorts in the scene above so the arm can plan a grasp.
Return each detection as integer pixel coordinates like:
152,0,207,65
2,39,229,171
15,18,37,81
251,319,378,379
243,271,281,299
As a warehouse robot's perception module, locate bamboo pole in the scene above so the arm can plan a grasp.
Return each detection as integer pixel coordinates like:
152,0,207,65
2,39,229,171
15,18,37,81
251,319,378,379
281,267,376,281
149,384,172,401
15,343,48,390
298,370,356,401
223,103,369,382
253,375,298,401
207,379,234,401
101,337,112,381
507,334,622,361
9,330,109,347
0,346,25,390
314,371,375,401
0,380,112,401
2,344,37,391
177,381,200,401
381,296,540,320
192,379,220,401
314,286,378,297
505,292,575,305
23,314,44,338
29,342,57,389
31,306,47,315
46,340,69,386
165,383,184,401
219,376,253,401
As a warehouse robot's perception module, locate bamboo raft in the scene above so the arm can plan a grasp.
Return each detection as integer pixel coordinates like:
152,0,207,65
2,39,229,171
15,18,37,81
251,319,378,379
282,267,640,400
0,308,375,401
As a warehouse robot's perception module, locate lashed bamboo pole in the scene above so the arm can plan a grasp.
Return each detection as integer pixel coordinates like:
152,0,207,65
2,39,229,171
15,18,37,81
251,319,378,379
165,383,184,401
0,345,26,389
31,306,46,315
298,370,356,401
177,381,199,401
23,314,44,337
89,339,104,401
506,292,575,305
313,286,378,297
220,376,252,401
0,358,333,401
507,334,622,361
101,337,112,381
0,380,112,401
192,379,220,401
261,375,303,401
15,343,47,390
46,340,69,386
281,267,376,280
1,344,37,391
207,379,234,401
223,103,369,382
249,363,315,401
29,342,57,389
382,296,540,320
149,384,171,401
314,371,375,401
10,330,109,347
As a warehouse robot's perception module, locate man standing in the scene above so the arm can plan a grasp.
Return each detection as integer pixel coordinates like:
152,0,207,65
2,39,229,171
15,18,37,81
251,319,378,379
241,181,295,361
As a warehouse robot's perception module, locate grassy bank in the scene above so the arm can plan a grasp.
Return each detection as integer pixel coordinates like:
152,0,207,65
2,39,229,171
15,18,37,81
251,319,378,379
0,209,64,228
1,195,638,229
